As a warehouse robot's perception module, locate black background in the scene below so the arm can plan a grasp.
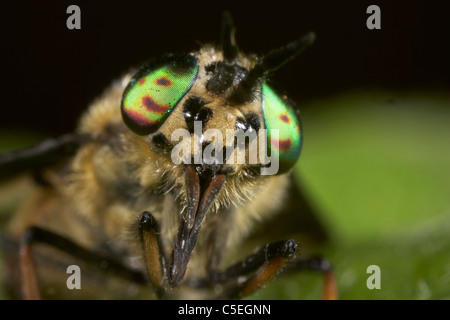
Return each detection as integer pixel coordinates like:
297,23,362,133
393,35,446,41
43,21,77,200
0,0,449,136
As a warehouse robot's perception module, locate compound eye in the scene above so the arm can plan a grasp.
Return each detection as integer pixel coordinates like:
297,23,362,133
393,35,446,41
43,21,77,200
261,82,302,174
121,54,199,135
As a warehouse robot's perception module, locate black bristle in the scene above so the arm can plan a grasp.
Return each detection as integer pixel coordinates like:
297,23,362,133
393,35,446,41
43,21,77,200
260,32,316,72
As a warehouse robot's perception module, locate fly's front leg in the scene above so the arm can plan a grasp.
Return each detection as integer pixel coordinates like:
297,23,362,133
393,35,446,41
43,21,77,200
214,239,298,299
18,226,147,300
219,253,339,300
138,211,167,299
188,239,338,300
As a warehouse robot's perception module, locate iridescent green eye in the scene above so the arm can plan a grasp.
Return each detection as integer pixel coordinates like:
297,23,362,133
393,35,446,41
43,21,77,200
121,54,199,135
261,82,302,174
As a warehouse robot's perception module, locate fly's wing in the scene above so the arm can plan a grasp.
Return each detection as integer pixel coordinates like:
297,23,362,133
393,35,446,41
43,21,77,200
249,174,330,247
0,133,92,181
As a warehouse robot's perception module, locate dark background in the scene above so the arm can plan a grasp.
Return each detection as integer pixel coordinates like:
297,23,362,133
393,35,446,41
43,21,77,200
0,0,449,136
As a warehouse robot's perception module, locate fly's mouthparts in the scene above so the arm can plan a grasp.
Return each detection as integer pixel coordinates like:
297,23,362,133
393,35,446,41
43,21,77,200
169,166,226,287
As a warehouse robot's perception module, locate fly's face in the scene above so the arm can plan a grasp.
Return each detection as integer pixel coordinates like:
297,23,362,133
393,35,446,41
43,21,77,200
119,14,315,287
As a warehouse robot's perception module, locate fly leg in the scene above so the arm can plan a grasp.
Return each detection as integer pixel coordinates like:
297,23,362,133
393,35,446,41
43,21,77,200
216,253,338,300
17,226,146,300
189,239,298,299
19,229,40,300
220,240,298,299
187,240,338,300
138,211,167,299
